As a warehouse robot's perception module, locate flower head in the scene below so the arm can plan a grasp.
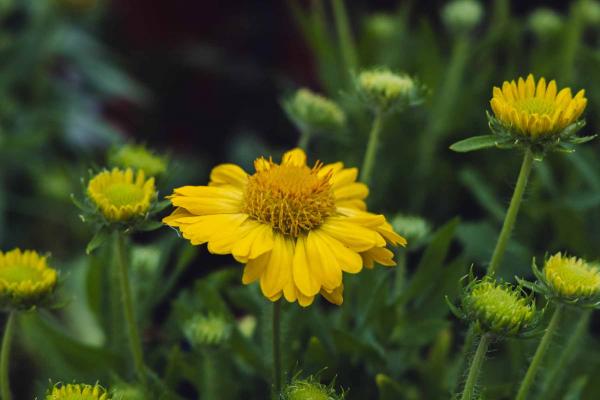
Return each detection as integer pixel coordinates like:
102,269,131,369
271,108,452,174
164,148,405,307
522,253,600,308
442,0,483,33
184,313,232,347
490,74,587,139
391,214,430,245
448,277,539,337
284,88,345,134
356,69,422,113
282,375,345,400
0,249,58,310
109,144,167,177
46,383,110,400
87,168,156,222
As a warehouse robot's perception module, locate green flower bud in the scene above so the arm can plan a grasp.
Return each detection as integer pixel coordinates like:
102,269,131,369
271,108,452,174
522,253,600,308
282,376,344,400
580,0,600,26
391,214,430,244
528,8,563,38
108,144,168,177
356,69,422,113
46,383,110,400
284,88,346,135
184,313,232,347
448,278,539,337
441,0,483,33
364,14,398,39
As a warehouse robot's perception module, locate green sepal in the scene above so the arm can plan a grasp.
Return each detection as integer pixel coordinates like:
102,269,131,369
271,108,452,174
136,220,165,232
444,295,464,319
86,226,112,255
449,135,511,152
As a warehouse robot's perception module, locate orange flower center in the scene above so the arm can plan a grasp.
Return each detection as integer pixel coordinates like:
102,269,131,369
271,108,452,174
242,163,336,236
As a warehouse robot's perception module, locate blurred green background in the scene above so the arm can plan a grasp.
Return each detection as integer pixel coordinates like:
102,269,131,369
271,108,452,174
2,0,600,399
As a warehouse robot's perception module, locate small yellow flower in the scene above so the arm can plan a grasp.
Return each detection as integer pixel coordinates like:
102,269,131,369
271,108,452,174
0,249,58,310
543,253,600,299
87,168,156,222
490,74,587,138
47,383,109,400
109,144,167,177
163,148,405,307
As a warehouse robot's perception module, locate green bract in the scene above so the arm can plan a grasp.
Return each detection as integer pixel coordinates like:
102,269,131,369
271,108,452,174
447,276,541,338
282,375,345,400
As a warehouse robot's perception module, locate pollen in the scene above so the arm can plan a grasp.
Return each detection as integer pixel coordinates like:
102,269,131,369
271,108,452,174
242,161,336,237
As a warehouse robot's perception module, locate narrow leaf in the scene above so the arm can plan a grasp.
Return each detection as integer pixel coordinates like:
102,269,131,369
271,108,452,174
449,135,506,152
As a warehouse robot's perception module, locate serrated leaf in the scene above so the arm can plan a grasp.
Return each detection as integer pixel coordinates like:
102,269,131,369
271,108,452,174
86,227,111,254
449,135,506,152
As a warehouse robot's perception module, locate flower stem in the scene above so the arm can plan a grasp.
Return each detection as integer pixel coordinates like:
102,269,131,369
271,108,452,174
516,304,564,400
297,129,311,151
116,232,147,385
460,333,490,400
0,313,15,400
487,149,534,276
537,308,589,400
360,110,384,186
272,300,282,399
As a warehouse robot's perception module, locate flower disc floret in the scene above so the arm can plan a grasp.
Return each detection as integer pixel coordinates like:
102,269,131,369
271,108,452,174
0,249,58,310
163,148,406,307
46,383,110,400
87,168,155,222
285,88,345,133
462,280,535,336
109,144,167,177
490,74,587,138
543,253,600,300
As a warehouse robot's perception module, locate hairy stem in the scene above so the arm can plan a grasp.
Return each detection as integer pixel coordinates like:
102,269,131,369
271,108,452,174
360,110,384,186
272,300,282,399
116,232,147,385
516,304,564,400
487,149,534,276
0,313,15,400
460,333,490,400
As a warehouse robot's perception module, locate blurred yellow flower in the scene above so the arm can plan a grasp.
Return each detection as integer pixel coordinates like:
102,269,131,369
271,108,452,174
87,168,155,222
47,383,109,400
490,74,587,138
164,148,405,307
0,249,57,310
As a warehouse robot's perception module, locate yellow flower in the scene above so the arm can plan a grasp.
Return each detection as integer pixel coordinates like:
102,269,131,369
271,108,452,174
163,148,405,307
47,383,110,400
87,168,156,222
0,249,58,310
490,74,587,138
543,253,600,299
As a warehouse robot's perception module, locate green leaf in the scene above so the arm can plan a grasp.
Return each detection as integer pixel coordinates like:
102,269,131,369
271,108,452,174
398,218,459,305
449,135,507,152
86,226,111,255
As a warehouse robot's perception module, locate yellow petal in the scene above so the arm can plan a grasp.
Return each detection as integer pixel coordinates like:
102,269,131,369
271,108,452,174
316,231,363,273
242,251,270,284
307,230,343,291
536,77,546,97
281,148,307,167
231,221,275,262
179,213,248,246
334,183,369,201
209,164,248,188
170,186,242,215
292,235,321,296
545,80,557,100
321,285,343,305
260,234,294,298
320,217,385,252
330,168,359,189
525,74,535,97
362,247,396,267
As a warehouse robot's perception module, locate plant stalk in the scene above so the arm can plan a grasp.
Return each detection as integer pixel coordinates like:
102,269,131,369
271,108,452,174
297,129,311,150
487,149,534,276
460,333,490,400
272,300,282,399
516,304,564,400
536,309,590,399
360,110,384,186
116,232,147,385
331,0,357,79
0,313,15,400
